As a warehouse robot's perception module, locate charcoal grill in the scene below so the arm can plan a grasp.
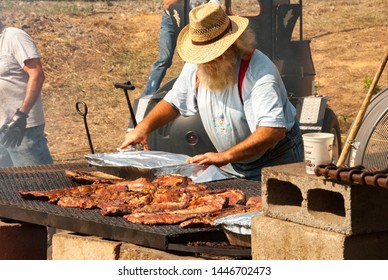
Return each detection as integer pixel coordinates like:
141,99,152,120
0,163,261,258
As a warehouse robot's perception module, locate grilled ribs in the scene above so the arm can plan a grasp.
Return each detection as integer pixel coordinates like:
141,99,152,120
65,169,125,185
19,170,262,227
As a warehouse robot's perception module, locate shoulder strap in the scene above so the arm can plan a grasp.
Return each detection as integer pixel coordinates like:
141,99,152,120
238,53,252,103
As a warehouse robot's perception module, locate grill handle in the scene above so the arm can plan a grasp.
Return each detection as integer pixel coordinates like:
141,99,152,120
76,101,95,154
114,81,137,128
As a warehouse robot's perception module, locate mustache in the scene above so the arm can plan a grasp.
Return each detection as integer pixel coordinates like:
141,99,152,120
199,53,238,91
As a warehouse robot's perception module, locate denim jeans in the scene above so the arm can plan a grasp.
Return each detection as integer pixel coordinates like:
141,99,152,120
140,11,177,97
228,121,304,181
0,124,53,167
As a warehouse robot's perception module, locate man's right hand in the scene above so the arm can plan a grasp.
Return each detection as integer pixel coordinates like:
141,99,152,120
119,128,149,151
0,109,28,149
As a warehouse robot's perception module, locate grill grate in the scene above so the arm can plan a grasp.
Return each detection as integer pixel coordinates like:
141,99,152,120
363,113,388,168
0,163,261,254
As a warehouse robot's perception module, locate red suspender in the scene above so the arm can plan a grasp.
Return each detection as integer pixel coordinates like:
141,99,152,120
238,56,251,103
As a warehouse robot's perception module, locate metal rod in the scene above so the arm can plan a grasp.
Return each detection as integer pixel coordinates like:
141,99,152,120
300,0,303,40
114,81,137,128
124,89,138,127
76,101,94,154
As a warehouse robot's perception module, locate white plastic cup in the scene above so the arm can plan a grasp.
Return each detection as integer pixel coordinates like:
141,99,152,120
302,132,335,175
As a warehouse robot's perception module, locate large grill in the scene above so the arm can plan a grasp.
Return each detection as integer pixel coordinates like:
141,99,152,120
0,163,260,257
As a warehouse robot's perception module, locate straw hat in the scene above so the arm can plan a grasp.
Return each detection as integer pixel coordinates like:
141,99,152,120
177,3,249,64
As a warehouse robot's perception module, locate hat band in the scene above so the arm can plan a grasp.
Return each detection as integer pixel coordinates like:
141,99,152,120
191,21,232,46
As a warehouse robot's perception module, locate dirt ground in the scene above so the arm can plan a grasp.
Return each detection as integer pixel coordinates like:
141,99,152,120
1,0,387,163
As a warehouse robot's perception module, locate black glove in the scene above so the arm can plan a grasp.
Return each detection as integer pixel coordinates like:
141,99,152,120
0,109,28,148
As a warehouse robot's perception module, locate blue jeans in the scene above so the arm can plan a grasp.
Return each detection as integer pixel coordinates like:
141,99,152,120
0,124,53,167
140,11,177,97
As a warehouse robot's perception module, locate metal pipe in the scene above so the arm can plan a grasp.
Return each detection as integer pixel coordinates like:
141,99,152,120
300,0,303,40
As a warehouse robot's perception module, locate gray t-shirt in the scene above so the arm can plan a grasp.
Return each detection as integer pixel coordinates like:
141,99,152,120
0,26,45,128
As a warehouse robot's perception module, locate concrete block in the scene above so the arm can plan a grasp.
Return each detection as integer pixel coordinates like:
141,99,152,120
52,232,121,260
0,219,47,260
261,162,388,235
251,215,388,260
52,231,202,260
119,243,203,260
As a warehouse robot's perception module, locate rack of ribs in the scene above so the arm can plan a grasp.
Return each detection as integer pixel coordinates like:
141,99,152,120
20,170,262,227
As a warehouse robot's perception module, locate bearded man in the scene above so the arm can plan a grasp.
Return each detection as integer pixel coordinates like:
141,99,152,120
120,3,303,181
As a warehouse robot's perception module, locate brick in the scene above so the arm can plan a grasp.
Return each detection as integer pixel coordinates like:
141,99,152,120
261,162,388,235
0,219,47,260
251,215,388,260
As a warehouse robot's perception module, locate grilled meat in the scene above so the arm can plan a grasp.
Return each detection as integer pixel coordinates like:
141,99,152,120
19,188,65,203
99,194,153,216
153,174,191,188
124,197,227,225
65,169,125,185
19,170,261,228
213,189,246,206
133,192,192,213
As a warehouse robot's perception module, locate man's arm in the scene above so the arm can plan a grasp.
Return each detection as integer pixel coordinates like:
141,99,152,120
120,99,180,149
163,0,184,10
187,126,286,166
137,99,180,134
19,58,45,115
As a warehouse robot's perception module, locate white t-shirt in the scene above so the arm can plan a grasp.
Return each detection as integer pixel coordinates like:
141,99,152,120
0,26,45,128
165,49,296,146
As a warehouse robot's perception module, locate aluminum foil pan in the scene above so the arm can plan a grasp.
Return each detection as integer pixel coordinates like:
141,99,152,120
85,150,233,183
213,212,263,247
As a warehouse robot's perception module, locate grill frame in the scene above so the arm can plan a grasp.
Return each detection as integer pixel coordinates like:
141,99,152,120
0,163,260,256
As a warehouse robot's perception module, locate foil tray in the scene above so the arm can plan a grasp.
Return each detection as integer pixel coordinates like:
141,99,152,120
85,150,234,182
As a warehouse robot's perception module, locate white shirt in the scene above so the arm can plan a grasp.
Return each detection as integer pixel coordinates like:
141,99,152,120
164,49,297,177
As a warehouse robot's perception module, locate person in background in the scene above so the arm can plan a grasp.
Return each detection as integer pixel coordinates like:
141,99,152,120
140,0,211,98
121,3,303,181
128,0,209,130
139,0,184,99
0,19,53,167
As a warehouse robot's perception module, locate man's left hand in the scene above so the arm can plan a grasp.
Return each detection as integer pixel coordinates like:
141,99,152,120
186,152,229,167
0,109,28,148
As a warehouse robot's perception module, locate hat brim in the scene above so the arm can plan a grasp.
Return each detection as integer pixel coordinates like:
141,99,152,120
177,16,249,64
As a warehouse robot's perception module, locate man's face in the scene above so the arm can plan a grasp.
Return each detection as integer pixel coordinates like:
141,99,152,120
198,45,239,91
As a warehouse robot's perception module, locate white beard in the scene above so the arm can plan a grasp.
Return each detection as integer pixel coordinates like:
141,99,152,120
198,47,239,91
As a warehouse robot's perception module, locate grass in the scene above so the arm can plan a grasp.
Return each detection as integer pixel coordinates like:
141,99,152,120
0,0,162,18
363,77,382,95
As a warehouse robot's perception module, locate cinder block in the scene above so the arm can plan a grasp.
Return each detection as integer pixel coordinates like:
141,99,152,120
0,219,47,260
52,231,202,260
119,243,203,260
52,232,121,260
261,162,388,235
251,215,388,260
